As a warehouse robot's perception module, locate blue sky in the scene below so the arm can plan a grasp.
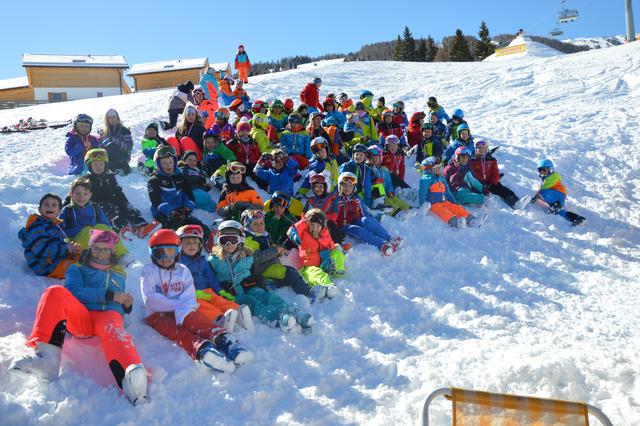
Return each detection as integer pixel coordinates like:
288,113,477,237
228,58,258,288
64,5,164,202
0,0,635,81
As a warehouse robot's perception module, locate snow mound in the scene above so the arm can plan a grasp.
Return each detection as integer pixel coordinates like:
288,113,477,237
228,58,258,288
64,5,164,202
484,36,564,62
1,41,640,425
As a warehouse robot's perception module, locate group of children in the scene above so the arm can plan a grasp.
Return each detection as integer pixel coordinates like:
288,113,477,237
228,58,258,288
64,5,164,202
11,79,585,406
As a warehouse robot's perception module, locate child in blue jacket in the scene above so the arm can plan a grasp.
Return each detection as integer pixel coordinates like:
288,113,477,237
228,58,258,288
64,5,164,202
339,143,375,207
59,177,128,257
177,225,253,332
18,193,82,279
253,148,299,195
279,113,312,169
207,220,313,332
65,114,100,175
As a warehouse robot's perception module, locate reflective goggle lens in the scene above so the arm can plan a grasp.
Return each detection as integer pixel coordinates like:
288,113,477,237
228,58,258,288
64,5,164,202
151,245,179,259
219,235,241,246
228,163,246,174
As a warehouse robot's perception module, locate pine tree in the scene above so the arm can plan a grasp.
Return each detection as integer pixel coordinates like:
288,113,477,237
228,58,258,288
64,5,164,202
475,21,495,60
415,39,427,62
449,29,474,62
402,26,416,61
425,36,437,62
393,35,404,61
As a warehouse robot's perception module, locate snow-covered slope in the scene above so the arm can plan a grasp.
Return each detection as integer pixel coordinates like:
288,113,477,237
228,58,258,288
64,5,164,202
484,35,564,62
1,41,640,425
563,35,626,49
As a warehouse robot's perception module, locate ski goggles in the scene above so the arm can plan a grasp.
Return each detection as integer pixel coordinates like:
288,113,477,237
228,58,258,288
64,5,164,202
218,234,244,246
339,176,357,185
311,141,327,152
86,151,108,163
475,140,488,148
228,163,246,174
271,195,290,209
150,245,179,260
243,209,265,226
310,174,328,185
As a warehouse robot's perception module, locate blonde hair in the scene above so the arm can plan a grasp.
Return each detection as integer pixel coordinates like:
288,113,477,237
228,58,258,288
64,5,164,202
177,105,202,135
101,109,122,137
211,244,251,260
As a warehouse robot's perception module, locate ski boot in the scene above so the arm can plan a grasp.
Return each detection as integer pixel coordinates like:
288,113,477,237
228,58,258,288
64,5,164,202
122,363,148,406
197,341,236,373
216,334,254,366
235,305,254,332
9,342,61,382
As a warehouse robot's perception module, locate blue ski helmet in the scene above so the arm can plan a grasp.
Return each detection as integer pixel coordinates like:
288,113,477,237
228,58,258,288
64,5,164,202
352,143,368,154
421,157,437,173
453,109,464,119
537,159,554,173
457,123,470,133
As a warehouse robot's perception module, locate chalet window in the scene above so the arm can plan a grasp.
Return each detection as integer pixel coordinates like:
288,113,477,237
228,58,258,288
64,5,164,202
97,92,103,97
48,92,67,102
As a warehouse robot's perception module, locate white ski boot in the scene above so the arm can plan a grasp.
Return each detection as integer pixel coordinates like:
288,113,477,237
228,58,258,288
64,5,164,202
235,305,254,332
278,313,298,333
122,363,148,406
9,342,61,382
198,342,236,374
467,213,487,228
220,309,238,332
324,284,339,299
514,194,533,210
217,334,254,366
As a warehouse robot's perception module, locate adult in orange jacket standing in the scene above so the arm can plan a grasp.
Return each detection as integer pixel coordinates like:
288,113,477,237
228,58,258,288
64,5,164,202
235,45,251,84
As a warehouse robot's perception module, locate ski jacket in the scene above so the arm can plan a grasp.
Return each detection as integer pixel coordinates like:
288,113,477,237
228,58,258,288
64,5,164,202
469,155,500,186
447,119,467,141
65,263,129,316
358,114,378,143
217,79,235,106
254,157,298,195
207,250,254,295
322,110,346,129
406,121,423,148
289,219,335,268
250,127,271,153
382,152,406,181
226,137,261,165
298,156,339,196
148,169,195,218
331,193,367,226
393,112,408,129
370,164,394,196
304,192,338,221
339,160,375,207
443,162,484,193
216,184,264,217
141,138,159,169
300,83,323,112
179,253,222,293
198,100,219,129
179,165,211,192
341,123,365,151
377,122,404,145
141,262,198,325
265,211,297,246
338,99,353,112
234,52,251,69
59,202,111,238
85,171,130,208
18,214,71,276
203,143,236,172
168,84,194,111
540,172,566,194
415,137,444,164
243,231,280,277
99,125,133,156
175,121,206,152
428,104,450,123
418,173,457,205
444,137,475,164
268,111,288,132
65,131,100,175
432,121,450,142
280,130,312,159
210,122,235,141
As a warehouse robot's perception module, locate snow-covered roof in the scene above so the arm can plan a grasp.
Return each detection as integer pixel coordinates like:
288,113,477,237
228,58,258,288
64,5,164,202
22,54,128,68
0,76,29,90
128,58,208,76
209,62,231,71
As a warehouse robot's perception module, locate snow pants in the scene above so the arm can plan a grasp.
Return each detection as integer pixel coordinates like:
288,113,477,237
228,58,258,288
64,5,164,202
236,287,290,327
390,173,410,190
263,264,311,296
342,217,391,249
384,195,411,214
73,224,128,256
237,65,250,84
192,189,217,213
167,108,183,129
300,266,333,287
453,188,485,206
489,182,518,208
196,289,240,323
327,219,345,244
104,145,131,175
539,189,571,220
145,310,226,359
95,201,146,232
429,201,470,224
25,286,141,388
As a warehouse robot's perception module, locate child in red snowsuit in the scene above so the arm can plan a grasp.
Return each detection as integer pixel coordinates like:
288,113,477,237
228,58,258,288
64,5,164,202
10,229,148,405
